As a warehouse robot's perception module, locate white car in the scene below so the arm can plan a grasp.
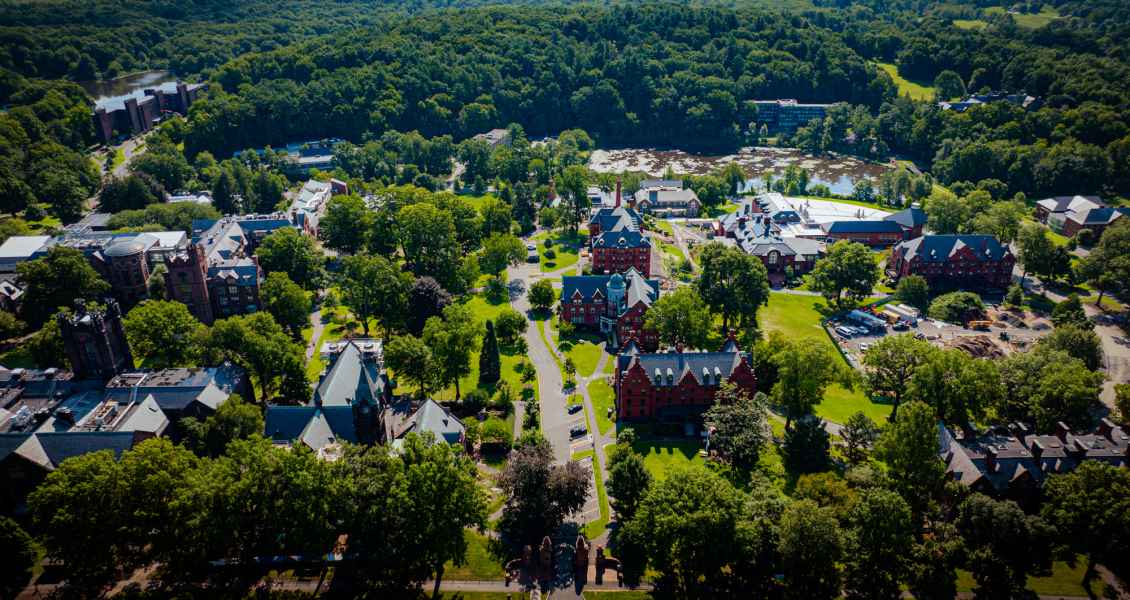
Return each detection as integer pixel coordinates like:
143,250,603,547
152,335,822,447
859,343,871,352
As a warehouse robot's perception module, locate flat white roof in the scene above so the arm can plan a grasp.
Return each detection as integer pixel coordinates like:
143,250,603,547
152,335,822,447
0,236,50,259
148,231,188,249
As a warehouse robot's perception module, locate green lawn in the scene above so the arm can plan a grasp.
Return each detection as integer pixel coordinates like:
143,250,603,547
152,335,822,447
552,321,604,378
304,305,356,383
0,344,36,368
589,379,616,436
442,529,505,581
536,231,584,273
876,62,936,101
956,559,1095,597
985,5,1060,28
649,219,674,236
760,292,890,423
25,213,62,233
953,18,988,30
633,441,703,481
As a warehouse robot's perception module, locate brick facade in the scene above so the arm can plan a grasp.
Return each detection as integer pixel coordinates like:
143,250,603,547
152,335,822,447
888,235,1015,290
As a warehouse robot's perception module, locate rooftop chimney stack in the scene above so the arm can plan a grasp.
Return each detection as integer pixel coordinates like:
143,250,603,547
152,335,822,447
985,446,998,472
615,178,622,208
1056,421,1071,442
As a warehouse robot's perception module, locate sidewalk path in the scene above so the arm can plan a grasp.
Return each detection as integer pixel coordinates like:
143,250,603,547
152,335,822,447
304,308,324,360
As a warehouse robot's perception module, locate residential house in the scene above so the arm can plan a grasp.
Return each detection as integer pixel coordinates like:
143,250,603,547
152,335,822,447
940,420,1128,502
884,207,927,239
560,268,660,350
887,234,1015,290
614,335,757,423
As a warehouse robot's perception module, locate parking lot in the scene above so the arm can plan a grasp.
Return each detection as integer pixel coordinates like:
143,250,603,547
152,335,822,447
830,305,1055,367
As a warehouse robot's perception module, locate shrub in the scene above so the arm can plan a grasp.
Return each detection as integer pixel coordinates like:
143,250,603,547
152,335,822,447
480,417,513,450
927,291,984,323
543,247,557,259
1004,284,1024,308
463,388,490,412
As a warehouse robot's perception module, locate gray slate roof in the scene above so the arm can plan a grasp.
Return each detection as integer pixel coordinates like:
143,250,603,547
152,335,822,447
313,341,384,407
617,350,745,387
593,230,651,249
894,234,1011,263
884,207,927,228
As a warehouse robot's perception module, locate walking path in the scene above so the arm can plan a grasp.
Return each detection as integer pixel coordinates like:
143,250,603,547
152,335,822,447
304,308,324,360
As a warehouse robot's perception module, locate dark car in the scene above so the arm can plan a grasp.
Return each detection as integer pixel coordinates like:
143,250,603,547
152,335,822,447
567,404,583,414
570,424,587,438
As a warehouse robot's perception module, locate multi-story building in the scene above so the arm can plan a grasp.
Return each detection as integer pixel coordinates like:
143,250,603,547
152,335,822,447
887,234,1015,290
752,99,834,132
633,179,701,217
92,81,207,143
288,179,345,237
820,220,906,247
588,206,642,241
591,230,653,277
884,207,927,240
1035,195,1129,238
57,300,133,380
613,335,757,423
940,420,1128,502
559,268,660,350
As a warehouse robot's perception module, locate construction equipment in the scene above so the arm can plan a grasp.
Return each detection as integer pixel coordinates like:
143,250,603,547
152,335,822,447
968,320,992,330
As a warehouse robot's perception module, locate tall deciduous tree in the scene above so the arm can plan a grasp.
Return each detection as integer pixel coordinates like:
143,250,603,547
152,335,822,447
0,516,36,600
407,276,452,336
998,347,1102,430
557,165,589,233
956,494,1054,600
863,333,937,420
528,278,556,313
385,334,437,398
320,194,374,254
1076,220,1129,306
770,338,849,429
339,253,412,337
255,227,325,290
696,242,770,332
259,272,312,338
876,400,945,523
498,438,590,547
844,489,914,600
907,348,1002,432
180,394,264,458
809,240,878,308
1042,462,1130,583
398,202,463,290
782,415,831,474
779,499,843,600
205,312,306,402
894,274,929,311
643,286,711,350
423,303,482,401
841,411,880,464
1037,323,1103,371
16,246,110,326
607,448,651,523
703,384,770,473
479,232,525,276
123,299,204,367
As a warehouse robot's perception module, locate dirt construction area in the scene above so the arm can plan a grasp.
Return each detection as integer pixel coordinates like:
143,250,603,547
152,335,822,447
832,305,1055,367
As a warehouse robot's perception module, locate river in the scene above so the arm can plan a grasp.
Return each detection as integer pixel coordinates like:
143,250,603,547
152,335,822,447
587,146,892,196
78,70,179,111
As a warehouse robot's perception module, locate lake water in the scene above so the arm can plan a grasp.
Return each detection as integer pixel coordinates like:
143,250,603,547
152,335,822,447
587,146,891,196
78,70,179,111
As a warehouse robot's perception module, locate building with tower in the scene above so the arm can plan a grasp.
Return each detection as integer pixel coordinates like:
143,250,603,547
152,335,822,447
559,268,661,350
57,300,134,380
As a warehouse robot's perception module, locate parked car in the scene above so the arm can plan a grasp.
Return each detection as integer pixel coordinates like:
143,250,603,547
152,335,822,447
570,424,587,438
526,250,539,263
835,326,854,338
568,403,583,414
859,343,871,352
526,243,537,251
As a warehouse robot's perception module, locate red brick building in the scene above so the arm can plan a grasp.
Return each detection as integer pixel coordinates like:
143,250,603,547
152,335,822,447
821,220,905,247
559,268,659,350
884,207,927,240
591,230,652,277
888,234,1015,290
614,336,757,422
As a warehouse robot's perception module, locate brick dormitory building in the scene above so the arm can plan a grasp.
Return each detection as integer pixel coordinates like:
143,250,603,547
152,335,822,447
587,185,654,277
559,268,660,350
613,335,757,423
887,234,1015,290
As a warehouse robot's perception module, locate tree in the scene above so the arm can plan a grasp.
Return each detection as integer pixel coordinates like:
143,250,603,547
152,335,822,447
407,276,451,336
783,415,831,474
385,334,437,398
625,466,749,595
212,169,238,214
260,272,312,338
894,275,929,311
320,194,373,254
1076,220,1130,306
779,500,843,600
770,338,849,429
255,228,324,290
863,333,937,419
0,310,25,340
1042,462,1130,583
557,165,589,233
99,173,164,212
970,200,1027,243
497,438,590,547
479,196,513,237
397,202,463,290
479,232,525,276
423,303,482,401
479,320,501,386
1004,283,1024,307
205,312,306,402
1051,293,1090,330
956,494,1054,600
703,384,770,473
528,278,556,313
180,394,264,457
26,317,65,367
925,188,969,234
16,246,109,325
844,489,914,600
1037,323,1103,370
644,286,711,350
340,253,412,337
29,450,126,594
998,347,1102,430
876,400,945,522
0,516,36,600
115,438,199,569
809,240,878,308
927,290,983,323
1116,383,1130,424
123,300,204,367
696,242,771,331
607,448,651,522
494,308,527,345
933,70,966,100
907,522,964,600
841,411,880,464
907,348,1002,432
1016,222,1057,283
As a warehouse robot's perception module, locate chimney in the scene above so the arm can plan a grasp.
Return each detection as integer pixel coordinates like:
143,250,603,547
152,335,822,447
1099,418,1115,441
615,179,622,208
985,446,998,473
1055,421,1071,442
1030,438,1044,460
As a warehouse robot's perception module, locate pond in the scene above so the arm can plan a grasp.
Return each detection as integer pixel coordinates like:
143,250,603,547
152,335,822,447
587,146,892,196
78,70,179,111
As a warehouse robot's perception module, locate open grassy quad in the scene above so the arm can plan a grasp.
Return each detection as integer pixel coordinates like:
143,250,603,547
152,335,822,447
588,379,616,436
632,440,704,482
552,322,605,378
760,292,890,423
533,229,585,273
875,62,936,101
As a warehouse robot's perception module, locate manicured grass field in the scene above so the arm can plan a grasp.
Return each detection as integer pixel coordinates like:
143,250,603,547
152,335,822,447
553,323,604,378
985,5,1059,28
876,62,936,101
442,530,505,581
760,292,890,423
588,379,616,436
956,559,1095,597
649,219,674,236
633,441,703,481
535,230,585,273
953,18,988,30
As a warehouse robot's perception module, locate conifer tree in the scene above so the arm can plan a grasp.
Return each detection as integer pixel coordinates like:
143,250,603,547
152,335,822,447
479,320,501,386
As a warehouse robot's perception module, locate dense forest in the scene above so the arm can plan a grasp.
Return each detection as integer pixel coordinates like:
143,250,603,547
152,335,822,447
2,0,1130,223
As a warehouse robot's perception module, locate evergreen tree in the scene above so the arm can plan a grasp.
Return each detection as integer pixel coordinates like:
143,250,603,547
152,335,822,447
783,416,831,474
212,169,237,215
479,320,501,386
